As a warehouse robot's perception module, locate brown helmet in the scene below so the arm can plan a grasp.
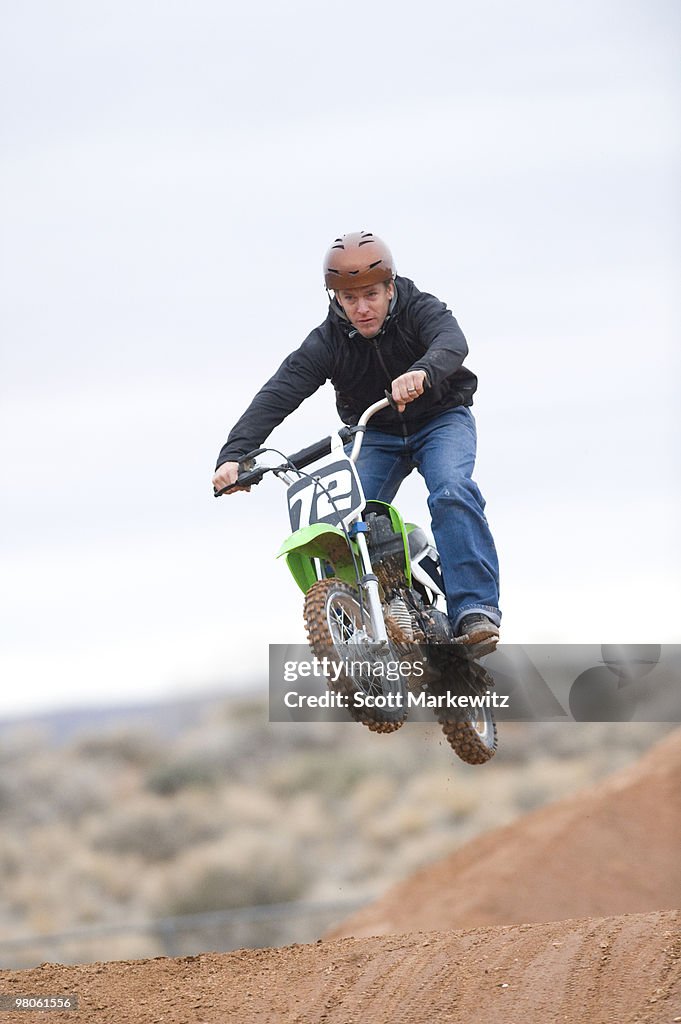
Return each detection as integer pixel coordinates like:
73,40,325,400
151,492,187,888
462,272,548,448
323,231,396,290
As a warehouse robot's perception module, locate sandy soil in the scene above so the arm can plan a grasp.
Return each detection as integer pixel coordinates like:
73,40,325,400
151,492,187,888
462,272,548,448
0,909,679,1024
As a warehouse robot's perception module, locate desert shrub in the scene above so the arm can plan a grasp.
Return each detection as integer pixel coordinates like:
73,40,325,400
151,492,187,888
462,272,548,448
144,721,256,794
145,754,223,795
0,775,16,816
265,748,378,800
90,794,225,861
219,696,268,725
218,785,279,827
156,831,309,916
49,760,123,822
72,728,162,767
2,755,117,826
0,833,24,880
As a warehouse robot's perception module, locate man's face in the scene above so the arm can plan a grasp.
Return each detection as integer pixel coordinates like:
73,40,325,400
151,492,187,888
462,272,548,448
335,280,394,339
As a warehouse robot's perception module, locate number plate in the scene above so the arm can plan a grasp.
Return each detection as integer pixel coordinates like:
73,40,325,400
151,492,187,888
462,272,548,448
287,454,365,531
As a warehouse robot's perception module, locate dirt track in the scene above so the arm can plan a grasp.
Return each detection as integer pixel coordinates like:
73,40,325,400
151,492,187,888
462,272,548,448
1,909,679,1024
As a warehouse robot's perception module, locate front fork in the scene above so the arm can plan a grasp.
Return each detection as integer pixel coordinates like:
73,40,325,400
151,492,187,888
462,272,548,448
353,531,390,648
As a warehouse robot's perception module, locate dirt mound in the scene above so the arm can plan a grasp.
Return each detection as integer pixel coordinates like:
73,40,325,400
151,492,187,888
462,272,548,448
1,910,679,1024
329,727,681,939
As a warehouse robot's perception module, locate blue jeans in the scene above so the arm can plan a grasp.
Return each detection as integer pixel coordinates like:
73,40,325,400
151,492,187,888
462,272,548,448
352,406,501,632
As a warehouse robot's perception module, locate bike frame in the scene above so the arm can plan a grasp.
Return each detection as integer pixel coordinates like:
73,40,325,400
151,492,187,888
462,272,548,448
275,397,395,648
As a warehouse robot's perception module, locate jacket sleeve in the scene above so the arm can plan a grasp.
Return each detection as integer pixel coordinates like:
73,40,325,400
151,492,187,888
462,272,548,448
215,329,333,468
406,290,469,387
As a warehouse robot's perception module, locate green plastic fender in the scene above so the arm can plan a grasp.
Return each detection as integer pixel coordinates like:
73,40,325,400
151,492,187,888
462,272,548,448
276,522,361,594
276,503,417,595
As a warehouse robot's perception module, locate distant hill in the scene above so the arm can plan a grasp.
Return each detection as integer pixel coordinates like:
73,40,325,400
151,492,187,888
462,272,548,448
0,685,262,746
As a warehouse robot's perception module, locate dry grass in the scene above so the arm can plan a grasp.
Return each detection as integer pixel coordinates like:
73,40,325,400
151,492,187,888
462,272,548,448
0,700,673,962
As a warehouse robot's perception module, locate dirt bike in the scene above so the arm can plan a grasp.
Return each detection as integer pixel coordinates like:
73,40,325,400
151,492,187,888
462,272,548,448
216,395,498,765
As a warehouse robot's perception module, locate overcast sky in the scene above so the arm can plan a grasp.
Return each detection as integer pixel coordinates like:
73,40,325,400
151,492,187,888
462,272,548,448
1,0,679,718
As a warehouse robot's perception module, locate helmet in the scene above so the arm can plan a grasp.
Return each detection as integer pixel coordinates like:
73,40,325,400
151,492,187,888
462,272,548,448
323,231,395,290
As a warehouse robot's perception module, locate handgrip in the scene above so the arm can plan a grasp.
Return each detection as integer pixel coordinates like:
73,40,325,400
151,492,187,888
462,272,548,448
286,435,333,470
214,464,266,496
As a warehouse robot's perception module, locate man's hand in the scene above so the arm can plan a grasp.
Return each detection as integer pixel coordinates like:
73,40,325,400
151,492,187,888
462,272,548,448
212,461,250,495
391,370,428,412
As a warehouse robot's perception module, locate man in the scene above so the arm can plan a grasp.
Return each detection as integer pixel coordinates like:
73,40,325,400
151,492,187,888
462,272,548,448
213,231,501,654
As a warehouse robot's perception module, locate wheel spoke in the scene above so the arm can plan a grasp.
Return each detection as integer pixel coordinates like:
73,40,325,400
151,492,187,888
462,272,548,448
329,601,357,643
304,579,408,730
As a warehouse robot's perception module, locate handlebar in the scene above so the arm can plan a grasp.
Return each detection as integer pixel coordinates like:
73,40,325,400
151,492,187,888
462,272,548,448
286,435,333,470
286,425,357,469
215,394,405,496
214,426,359,496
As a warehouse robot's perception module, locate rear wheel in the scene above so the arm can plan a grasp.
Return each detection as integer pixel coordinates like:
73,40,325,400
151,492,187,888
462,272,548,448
439,706,498,764
424,644,498,764
303,578,408,732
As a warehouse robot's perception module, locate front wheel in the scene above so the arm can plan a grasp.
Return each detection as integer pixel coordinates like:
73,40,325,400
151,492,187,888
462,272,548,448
303,578,408,732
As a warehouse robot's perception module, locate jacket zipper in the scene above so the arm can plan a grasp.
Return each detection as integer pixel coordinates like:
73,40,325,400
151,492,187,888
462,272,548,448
370,337,409,439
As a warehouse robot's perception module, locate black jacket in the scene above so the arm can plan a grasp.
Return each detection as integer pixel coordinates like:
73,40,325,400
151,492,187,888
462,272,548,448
215,276,478,468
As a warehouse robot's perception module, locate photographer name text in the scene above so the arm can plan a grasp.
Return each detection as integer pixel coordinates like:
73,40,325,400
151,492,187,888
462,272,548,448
283,689,509,710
